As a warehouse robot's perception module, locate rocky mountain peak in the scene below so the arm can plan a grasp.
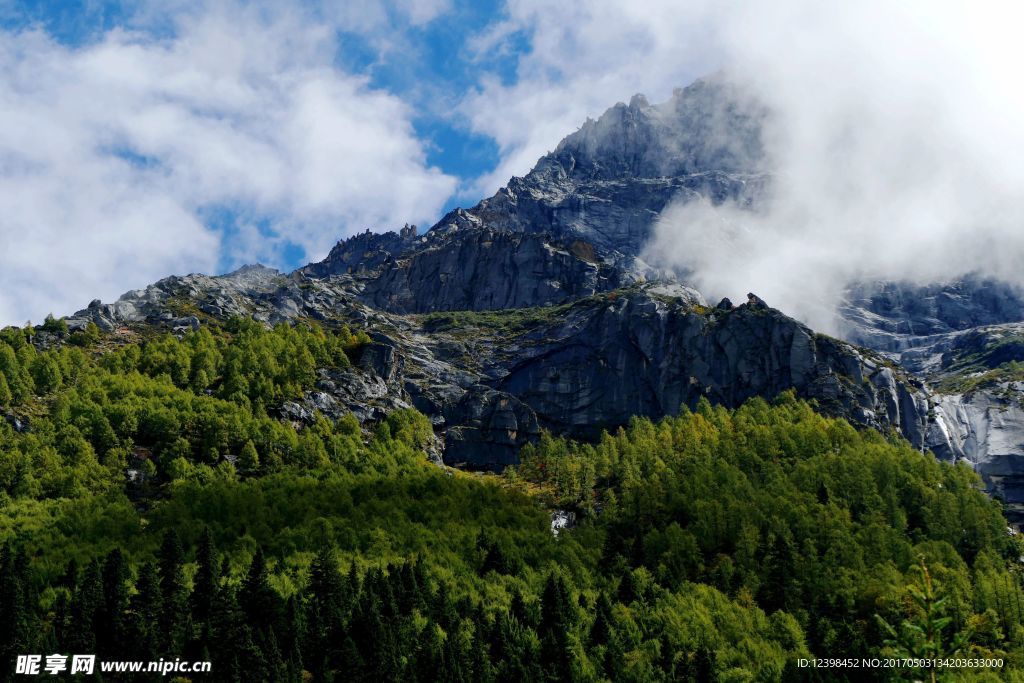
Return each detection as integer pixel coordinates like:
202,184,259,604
539,74,768,183
428,75,770,259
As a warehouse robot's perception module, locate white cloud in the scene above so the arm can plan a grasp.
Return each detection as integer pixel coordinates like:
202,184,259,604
467,0,1024,333
644,0,1024,332
392,0,452,27
0,2,457,325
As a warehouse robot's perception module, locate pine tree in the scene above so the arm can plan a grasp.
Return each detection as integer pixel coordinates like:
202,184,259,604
98,548,130,658
131,561,163,660
346,562,361,607
510,587,533,628
29,355,62,393
876,558,978,683
263,626,288,683
68,560,103,653
470,625,495,683
187,532,219,662
692,644,717,683
304,546,346,679
588,593,614,647
282,596,305,683
0,544,35,671
539,572,574,682
42,313,68,335
241,548,281,629
239,439,260,477
208,583,245,678
158,530,188,653
192,528,218,627
617,569,640,604
761,531,799,613
338,636,365,682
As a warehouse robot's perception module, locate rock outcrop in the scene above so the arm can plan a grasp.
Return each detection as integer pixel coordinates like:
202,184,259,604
306,228,634,314
490,289,935,448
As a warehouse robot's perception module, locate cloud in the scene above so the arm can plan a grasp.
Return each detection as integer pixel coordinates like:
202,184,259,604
392,0,453,27
643,0,1024,332
468,0,1024,333
0,1,457,325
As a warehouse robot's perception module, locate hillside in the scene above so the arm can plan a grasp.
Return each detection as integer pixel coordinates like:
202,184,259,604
3,74,1024,681
1,320,1019,679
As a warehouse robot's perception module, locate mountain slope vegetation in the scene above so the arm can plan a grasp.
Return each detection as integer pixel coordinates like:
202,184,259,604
2,320,1023,681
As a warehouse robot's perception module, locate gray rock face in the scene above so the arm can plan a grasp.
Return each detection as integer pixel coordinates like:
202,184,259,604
297,76,769,318
307,228,634,314
303,228,422,278
881,323,1024,515
66,264,290,330
933,391,1024,516
398,287,942,469
842,295,1024,515
487,290,934,449
3,413,29,433
59,261,942,473
551,78,768,180
443,386,540,469
435,171,767,258
840,276,1024,353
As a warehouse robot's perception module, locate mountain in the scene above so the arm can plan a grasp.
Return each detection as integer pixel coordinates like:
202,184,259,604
430,76,769,258
49,74,1024,512
7,74,1024,680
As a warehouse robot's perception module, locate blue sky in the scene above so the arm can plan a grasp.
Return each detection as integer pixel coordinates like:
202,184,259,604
0,0,725,324
0,0,514,209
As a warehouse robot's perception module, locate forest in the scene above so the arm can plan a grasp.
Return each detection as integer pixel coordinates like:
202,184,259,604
1,318,1023,681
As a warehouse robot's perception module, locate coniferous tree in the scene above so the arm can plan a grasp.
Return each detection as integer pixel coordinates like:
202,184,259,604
282,595,305,683
588,592,614,647
238,547,290,681
692,644,717,683
207,583,245,678
98,548,130,658
762,531,799,613
131,561,163,660
304,546,346,679
617,569,640,605
539,572,574,682
338,636,365,682
192,528,218,627
240,547,282,634
510,587,534,629
158,530,188,653
0,545,35,674
68,560,103,653
239,439,260,477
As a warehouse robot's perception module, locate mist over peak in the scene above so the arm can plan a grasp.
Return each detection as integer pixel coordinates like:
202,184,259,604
640,2,1024,334
543,74,769,182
